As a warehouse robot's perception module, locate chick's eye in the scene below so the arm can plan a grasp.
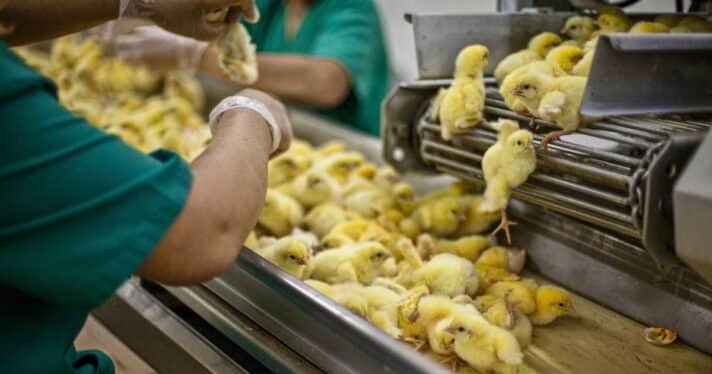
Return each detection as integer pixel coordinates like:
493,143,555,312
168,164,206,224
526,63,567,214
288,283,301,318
457,327,465,332
571,25,578,29
517,141,522,146
558,302,565,307
289,255,296,260
523,84,531,90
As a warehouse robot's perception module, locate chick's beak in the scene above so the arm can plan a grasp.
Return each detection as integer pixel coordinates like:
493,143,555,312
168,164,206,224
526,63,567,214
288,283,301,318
561,27,569,34
296,258,307,265
512,89,524,98
526,143,535,151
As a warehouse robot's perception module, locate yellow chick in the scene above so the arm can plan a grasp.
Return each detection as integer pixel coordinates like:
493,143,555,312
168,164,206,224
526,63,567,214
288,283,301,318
256,234,315,278
320,232,355,249
268,152,311,187
479,120,536,244
561,16,596,45
304,203,359,238
654,15,681,29
344,188,394,218
397,285,431,349
536,75,588,148
500,61,559,114
312,151,365,184
436,45,489,140
475,247,526,292
278,169,341,209
358,284,403,338
629,21,670,34
306,241,392,285
414,295,462,356
445,304,524,373
572,38,598,77
244,231,260,250
258,189,303,236
487,280,573,325
431,235,494,262
479,296,533,348
677,15,712,32
407,196,468,238
305,280,370,316
325,218,392,247
404,252,479,297
596,13,631,33
545,45,584,75
494,32,562,83
456,194,501,236
314,140,347,157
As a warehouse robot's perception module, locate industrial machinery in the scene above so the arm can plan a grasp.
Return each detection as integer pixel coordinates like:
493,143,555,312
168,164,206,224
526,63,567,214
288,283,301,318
94,3,712,373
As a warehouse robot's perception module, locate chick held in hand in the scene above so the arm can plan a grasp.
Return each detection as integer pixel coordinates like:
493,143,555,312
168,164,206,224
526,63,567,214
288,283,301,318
306,241,392,285
258,190,304,237
256,234,315,279
436,45,489,140
494,32,562,84
479,120,536,244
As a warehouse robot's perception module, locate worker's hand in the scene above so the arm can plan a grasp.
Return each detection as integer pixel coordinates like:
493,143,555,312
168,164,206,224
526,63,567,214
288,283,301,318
115,26,208,72
217,89,293,158
124,0,258,41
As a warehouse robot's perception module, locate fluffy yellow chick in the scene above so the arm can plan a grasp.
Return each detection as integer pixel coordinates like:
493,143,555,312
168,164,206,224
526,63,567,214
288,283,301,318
312,151,365,184
268,152,312,187
306,241,392,285
256,234,315,278
475,247,526,292
397,285,431,349
305,280,370,316
320,232,355,249
314,140,347,157
431,235,494,262
345,188,394,218
413,295,462,356
445,304,524,373
358,284,403,338
596,13,631,33
677,16,712,32
479,296,533,348
404,252,479,297
259,189,304,236
494,32,562,83
278,169,341,209
500,61,559,114
537,75,588,148
244,231,260,250
436,45,489,140
456,195,501,236
407,196,468,238
545,45,584,75
304,203,359,238
487,280,573,325
572,38,598,77
326,219,392,247
629,21,670,34
479,120,536,244
561,16,596,45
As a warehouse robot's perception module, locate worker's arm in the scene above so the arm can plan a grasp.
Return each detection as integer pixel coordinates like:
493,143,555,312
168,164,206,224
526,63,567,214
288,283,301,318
0,0,255,46
201,47,352,109
137,89,291,285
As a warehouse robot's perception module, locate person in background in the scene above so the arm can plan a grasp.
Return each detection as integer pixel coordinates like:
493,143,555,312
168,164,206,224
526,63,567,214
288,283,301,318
117,0,390,136
0,1,292,373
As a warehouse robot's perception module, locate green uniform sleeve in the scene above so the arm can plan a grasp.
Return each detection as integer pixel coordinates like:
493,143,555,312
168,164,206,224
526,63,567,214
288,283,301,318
0,45,192,309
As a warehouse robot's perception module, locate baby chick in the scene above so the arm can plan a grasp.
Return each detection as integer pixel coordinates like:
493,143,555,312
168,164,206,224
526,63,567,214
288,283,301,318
256,234,314,278
305,280,369,316
487,280,573,325
314,140,348,157
479,119,536,244
345,188,394,218
304,203,359,238
494,32,562,84
561,16,596,46
654,15,681,29
404,251,479,297
278,169,341,209
572,38,598,77
244,231,260,250
596,13,631,33
325,219,392,247
545,45,584,75
267,152,311,187
536,75,588,148
397,285,431,349
259,189,304,236
431,235,494,262
500,61,559,115
629,21,670,34
676,16,712,33
478,295,533,348
306,241,392,285
475,247,526,292
312,151,365,184
436,45,489,140
358,284,403,338
407,196,468,238
456,194,501,236
445,304,524,373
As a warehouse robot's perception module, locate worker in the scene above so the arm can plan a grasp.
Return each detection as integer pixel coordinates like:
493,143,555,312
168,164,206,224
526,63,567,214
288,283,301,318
0,1,293,373
115,0,390,136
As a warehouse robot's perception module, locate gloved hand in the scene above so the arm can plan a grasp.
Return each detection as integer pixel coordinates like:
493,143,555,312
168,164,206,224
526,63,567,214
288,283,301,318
115,26,209,72
213,89,293,158
123,0,258,40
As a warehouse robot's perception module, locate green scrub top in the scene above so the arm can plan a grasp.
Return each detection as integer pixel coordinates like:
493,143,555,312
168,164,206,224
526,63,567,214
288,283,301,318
0,42,192,373
245,0,390,136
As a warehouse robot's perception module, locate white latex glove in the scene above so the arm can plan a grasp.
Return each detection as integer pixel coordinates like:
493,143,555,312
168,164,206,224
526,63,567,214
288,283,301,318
115,26,208,72
124,0,259,40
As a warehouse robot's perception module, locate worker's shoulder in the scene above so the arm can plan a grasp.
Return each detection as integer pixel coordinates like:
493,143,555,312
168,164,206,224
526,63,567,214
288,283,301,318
0,43,55,100
316,0,379,14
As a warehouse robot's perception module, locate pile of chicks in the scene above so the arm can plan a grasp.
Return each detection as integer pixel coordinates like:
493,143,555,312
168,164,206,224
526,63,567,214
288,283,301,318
432,8,712,151
13,35,211,161
249,140,571,373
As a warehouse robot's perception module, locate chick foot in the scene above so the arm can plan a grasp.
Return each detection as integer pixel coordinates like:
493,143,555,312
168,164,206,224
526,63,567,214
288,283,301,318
492,210,517,245
539,129,574,151
403,337,427,351
438,354,461,372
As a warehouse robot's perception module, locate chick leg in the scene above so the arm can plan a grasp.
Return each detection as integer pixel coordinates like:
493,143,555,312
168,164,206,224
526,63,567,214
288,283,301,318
403,337,427,351
539,129,574,151
438,354,461,371
491,210,517,245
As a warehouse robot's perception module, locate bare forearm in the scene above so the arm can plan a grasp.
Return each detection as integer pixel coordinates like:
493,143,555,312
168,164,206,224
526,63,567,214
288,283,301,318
1,0,119,45
138,109,271,284
200,48,351,109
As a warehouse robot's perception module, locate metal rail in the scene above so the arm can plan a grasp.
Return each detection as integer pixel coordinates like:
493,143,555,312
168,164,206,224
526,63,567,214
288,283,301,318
418,89,712,239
